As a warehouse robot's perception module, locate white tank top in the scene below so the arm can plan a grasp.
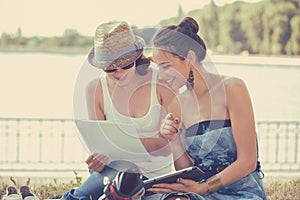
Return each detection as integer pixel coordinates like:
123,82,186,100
100,66,173,178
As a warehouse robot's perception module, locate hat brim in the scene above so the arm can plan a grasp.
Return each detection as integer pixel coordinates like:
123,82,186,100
88,36,144,69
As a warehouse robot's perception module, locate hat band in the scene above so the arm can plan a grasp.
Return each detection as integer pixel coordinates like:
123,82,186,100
94,40,143,61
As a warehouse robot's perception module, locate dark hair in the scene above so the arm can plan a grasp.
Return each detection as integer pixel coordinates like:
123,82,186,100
135,54,151,75
152,17,206,61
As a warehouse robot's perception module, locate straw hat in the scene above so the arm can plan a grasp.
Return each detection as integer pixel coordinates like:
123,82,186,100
88,21,145,69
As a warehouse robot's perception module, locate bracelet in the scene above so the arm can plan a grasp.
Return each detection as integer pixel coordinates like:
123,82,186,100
205,175,224,193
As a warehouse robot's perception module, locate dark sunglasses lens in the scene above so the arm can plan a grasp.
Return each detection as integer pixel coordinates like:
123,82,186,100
121,62,135,70
104,68,117,73
104,62,135,73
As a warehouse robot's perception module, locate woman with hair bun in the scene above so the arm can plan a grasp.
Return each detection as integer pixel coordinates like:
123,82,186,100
148,17,267,200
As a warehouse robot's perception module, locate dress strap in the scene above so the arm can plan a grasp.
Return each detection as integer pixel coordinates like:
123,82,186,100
150,67,159,105
99,73,113,116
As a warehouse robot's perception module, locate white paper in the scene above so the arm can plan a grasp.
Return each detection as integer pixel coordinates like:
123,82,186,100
75,120,152,162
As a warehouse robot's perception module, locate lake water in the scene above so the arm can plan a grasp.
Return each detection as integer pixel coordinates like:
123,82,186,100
1,53,300,121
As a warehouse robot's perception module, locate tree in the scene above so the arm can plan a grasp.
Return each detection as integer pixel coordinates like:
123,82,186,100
0,33,12,47
287,15,300,54
228,3,247,53
197,0,220,51
269,0,300,54
61,29,81,46
15,27,27,47
240,3,264,54
177,5,184,20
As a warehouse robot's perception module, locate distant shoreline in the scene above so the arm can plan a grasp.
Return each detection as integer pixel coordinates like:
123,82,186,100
207,54,300,67
1,51,300,67
0,49,88,55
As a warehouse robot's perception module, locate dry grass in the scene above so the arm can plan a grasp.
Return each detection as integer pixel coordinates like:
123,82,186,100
0,173,299,199
0,171,83,199
264,178,300,200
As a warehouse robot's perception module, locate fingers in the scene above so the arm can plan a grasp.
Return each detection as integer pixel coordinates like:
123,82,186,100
177,178,195,185
147,183,184,194
148,179,198,194
147,183,175,194
85,153,96,164
147,187,174,194
160,113,181,140
86,153,109,172
160,123,178,135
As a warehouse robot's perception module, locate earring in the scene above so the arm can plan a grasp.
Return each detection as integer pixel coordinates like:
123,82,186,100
186,67,194,90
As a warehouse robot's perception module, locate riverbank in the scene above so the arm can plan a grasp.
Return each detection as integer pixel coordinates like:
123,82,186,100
206,54,300,67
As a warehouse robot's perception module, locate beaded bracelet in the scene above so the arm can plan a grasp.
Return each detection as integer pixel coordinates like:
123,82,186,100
205,175,224,193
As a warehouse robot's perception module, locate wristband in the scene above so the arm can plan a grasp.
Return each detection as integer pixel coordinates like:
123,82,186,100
205,175,224,193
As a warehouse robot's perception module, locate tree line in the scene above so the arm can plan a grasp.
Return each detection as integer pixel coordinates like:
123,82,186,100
0,0,299,56
161,0,300,56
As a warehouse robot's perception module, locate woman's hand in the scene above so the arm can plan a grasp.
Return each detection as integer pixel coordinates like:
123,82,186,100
85,153,109,172
147,178,208,195
160,113,181,141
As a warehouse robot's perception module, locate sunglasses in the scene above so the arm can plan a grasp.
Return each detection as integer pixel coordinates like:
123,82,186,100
104,62,135,73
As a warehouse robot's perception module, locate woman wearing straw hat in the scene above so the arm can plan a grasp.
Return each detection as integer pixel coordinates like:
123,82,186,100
62,21,174,200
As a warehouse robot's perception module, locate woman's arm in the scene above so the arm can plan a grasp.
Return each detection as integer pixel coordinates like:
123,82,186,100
85,79,108,172
138,84,175,156
160,95,194,170
214,77,257,187
86,79,106,120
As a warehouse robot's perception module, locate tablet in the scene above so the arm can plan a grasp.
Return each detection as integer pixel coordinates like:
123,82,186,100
143,166,205,189
75,119,152,162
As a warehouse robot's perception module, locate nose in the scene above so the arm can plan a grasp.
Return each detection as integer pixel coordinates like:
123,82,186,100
158,71,166,81
111,68,128,79
114,67,126,74
158,69,171,81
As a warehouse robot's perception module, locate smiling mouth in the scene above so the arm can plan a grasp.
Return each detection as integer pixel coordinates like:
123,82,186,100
166,79,173,85
163,77,175,87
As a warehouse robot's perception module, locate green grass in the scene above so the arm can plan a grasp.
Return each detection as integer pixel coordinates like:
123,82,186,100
0,173,299,199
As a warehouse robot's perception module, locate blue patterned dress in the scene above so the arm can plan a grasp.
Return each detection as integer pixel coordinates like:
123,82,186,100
162,120,267,200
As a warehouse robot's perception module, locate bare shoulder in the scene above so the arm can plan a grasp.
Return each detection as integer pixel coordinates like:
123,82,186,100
222,76,248,92
86,78,102,93
222,76,252,106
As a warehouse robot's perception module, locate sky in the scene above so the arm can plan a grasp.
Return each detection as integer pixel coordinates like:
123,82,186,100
0,0,261,37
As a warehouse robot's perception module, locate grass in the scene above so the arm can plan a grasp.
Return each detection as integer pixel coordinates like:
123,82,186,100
0,173,299,200
0,171,83,199
265,179,300,200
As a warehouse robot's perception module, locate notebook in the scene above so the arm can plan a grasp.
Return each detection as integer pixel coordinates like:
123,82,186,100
143,166,205,189
75,119,152,162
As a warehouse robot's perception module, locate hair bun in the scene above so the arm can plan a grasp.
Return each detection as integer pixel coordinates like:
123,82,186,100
178,17,199,34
